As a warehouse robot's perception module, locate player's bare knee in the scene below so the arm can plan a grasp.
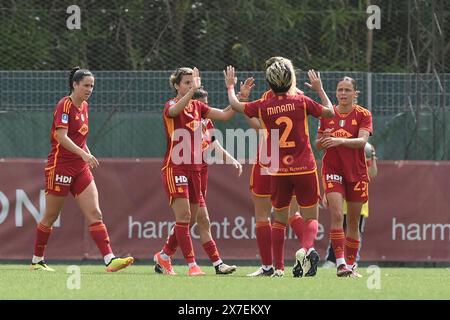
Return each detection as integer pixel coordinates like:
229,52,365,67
330,209,344,224
346,217,359,231
42,211,60,226
196,215,211,231
41,216,56,227
90,208,102,221
178,211,191,223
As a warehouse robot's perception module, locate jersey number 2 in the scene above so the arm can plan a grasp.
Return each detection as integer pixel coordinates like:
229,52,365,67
275,116,296,148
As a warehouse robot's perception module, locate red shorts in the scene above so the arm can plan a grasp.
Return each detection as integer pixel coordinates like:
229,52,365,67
250,162,271,197
323,173,369,203
45,161,93,197
161,167,202,205
271,171,320,209
199,166,208,208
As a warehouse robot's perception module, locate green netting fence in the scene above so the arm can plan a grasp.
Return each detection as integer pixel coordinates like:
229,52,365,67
0,71,449,160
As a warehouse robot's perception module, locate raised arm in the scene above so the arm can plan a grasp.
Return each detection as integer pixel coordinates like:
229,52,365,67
167,67,201,117
305,70,334,118
238,77,261,129
207,76,255,121
223,65,246,113
245,116,262,130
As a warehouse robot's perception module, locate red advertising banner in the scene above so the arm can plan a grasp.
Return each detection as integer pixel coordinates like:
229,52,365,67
0,159,449,262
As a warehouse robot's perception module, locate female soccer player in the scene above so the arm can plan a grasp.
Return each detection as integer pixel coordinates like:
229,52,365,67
225,60,334,278
30,67,134,272
316,77,373,277
156,67,241,276
245,57,307,277
322,142,378,269
155,87,243,275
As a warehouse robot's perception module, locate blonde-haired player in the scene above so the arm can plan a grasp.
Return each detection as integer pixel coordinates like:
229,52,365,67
225,60,334,278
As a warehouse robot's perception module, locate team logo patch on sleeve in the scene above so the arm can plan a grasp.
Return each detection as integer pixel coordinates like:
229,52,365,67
62,113,69,124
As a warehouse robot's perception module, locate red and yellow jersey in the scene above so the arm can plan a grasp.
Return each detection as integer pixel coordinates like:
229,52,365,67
162,98,211,171
244,94,323,176
254,90,273,163
46,96,89,169
319,104,373,182
256,89,305,163
201,118,215,167
261,90,273,101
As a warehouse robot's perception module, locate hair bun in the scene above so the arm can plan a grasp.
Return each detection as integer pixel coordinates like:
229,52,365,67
70,66,81,74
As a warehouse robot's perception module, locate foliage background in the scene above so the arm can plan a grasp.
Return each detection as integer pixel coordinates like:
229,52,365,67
2,0,447,72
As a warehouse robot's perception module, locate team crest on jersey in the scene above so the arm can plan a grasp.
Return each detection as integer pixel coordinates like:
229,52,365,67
62,113,69,124
78,124,89,135
339,119,346,127
351,119,357,125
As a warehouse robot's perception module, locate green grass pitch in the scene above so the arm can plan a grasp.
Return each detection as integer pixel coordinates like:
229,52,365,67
0,263,449,299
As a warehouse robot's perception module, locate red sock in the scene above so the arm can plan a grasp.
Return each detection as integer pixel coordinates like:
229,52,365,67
162,226,178,256
255,221,272,266
34,223,52,257
272,221,286,270
202,240,221,264
289,213,305,247
175,222,195,264
89,222,113,257
330,228,345,260
302,219,318,250
345,237,360,266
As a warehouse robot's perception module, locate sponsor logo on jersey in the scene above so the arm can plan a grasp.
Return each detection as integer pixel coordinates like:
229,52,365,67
55,174,72,185
332,128,353,138
174,175,188,185
326,174,343,184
